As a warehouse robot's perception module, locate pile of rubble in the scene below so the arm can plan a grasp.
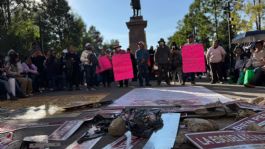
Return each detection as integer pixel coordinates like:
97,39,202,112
1,97,265,149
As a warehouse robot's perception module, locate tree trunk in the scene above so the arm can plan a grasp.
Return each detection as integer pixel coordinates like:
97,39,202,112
257,0,261,30
6,0,11,26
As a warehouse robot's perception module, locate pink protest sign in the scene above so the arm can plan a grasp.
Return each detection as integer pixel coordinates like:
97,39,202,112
112,54,134,81
181,44,206,73
96,56,112,74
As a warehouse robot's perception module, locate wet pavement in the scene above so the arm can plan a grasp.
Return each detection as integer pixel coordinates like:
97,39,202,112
0,79,265,149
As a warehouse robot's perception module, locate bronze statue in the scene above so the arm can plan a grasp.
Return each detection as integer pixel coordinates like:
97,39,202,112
131,0,141,17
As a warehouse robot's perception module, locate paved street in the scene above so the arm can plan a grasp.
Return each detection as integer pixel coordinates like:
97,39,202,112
0,79,265,148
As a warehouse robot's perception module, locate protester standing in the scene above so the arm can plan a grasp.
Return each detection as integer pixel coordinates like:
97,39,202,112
45,49,57,91
155,38,171,86
80,43,98,90
113,43,129,88
182,35,196,85
31,48,46,92
127,48,138,82
66,46,81,91
170,43,183,85
206,40,226,84
136,41,151,87
99,49,113,87
148,46,155,80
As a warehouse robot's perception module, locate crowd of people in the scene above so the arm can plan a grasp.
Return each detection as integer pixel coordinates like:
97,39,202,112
1,36,265,101
234,40,265,87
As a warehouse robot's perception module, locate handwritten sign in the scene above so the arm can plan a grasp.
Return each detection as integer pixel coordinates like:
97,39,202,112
112,54,134,81
186,131,265,149
96,56,112,74
223,111,265,131
182,44,206,73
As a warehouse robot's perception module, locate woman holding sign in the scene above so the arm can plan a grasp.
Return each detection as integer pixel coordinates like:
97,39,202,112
98,48,113,87
113,43,129,88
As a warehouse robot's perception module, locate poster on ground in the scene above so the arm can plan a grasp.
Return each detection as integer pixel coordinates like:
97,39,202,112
223,111,265,131
49,120,84,141
109,86,233,109
181,44,206,73
112,54,134,81
143,113,180,149
66,137,101,149
186,131,265,149
103,132,143,149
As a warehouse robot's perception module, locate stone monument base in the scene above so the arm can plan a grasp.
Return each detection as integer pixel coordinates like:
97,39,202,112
126,16,147,51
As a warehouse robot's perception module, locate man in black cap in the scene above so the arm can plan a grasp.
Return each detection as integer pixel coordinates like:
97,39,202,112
155,38,171,86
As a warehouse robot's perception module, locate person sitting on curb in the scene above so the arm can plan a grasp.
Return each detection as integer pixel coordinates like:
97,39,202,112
244,40,265,88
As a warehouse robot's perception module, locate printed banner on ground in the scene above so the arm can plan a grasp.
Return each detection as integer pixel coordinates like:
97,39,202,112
109,86,233,109
223,111,265,131
112,54,134,81
225,101,265,112
66,137,101,149
96,56,112,74
103,132,143,149
186,131,265,149
143,113,180,149
181,44,206,73
0,132,13,148
49,120,84,141
0,121,64,134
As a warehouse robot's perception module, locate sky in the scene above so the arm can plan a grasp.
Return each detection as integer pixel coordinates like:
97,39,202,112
67,0,194,49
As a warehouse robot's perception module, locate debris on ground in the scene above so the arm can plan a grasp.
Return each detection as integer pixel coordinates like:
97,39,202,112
236,109,256,120
108,117,126,137
2,88,265,149
183,118,219,132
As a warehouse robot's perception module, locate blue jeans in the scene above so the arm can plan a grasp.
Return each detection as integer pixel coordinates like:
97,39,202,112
138,64,150,86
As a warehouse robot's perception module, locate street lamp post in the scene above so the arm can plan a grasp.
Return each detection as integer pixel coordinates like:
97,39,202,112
224,1,233,73
38,15,44,52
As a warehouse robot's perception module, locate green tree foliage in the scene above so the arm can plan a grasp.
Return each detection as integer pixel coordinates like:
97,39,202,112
169,0,213,48
245,0,265,30
0,0,39,55
169,0,264,50
0,0,104,56
84,26,103,54
102,39,120,50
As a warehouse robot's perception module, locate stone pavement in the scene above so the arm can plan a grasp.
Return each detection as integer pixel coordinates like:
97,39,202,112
0,80,264,148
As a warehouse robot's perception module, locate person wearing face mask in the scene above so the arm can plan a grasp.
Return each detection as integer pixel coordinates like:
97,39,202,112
206,40,226,84
155,38,171,86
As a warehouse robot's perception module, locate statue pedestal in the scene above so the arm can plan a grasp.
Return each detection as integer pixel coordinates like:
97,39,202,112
126,16,147,51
